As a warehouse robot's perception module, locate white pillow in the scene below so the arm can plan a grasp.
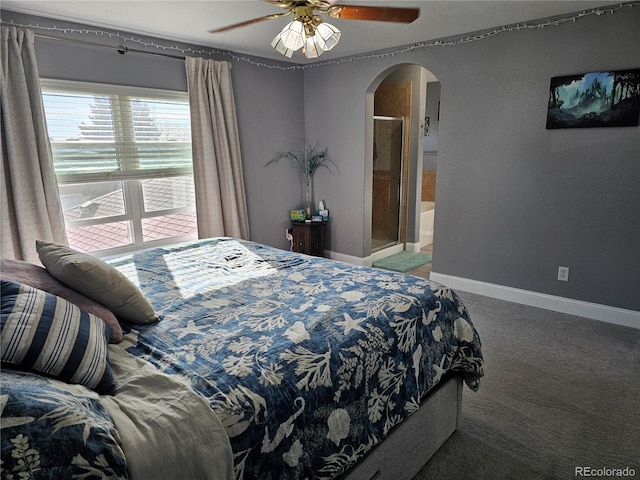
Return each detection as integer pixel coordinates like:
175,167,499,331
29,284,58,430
36,241,159,325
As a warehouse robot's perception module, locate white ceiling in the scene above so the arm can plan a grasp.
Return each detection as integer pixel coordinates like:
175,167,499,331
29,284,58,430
2,0,620,64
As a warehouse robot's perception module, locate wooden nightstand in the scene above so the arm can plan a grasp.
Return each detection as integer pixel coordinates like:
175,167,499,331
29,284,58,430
291,221,326,257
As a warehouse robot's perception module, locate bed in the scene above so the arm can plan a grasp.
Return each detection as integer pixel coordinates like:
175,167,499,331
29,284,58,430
1,237,483,480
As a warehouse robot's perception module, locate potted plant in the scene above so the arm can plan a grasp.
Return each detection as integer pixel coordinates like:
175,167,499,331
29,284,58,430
266,143,337,216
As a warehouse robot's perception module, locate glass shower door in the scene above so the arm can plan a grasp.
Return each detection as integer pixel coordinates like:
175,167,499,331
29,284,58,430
372,116,404,252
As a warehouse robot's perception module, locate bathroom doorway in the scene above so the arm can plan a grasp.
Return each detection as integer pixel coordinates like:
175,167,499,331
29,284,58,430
372,116,405,251
371,79,412,253
365,66,437,261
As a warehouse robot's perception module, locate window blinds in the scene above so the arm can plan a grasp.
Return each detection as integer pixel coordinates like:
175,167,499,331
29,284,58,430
41,82,193,183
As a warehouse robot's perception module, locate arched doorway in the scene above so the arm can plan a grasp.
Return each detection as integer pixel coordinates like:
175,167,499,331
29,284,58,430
365,64,439,265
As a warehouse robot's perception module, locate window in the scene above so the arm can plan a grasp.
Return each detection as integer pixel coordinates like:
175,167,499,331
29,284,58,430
41,80,197,256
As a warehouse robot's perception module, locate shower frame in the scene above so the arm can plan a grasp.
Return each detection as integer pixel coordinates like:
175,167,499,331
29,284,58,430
371,115,406,252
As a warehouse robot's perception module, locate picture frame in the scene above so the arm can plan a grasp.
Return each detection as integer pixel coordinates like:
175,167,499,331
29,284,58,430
546,69,640,129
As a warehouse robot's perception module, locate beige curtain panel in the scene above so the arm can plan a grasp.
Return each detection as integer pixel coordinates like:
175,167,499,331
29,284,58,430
185,57,250,240
1,26,67,263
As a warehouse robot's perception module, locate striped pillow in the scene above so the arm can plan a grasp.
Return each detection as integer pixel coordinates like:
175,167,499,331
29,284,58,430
1,280,115,395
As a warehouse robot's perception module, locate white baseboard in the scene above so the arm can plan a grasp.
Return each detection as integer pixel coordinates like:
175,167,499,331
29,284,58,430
429,272,640,330
406,241,422,253
328,244,408,267
371,244,404,263
326,250,370,266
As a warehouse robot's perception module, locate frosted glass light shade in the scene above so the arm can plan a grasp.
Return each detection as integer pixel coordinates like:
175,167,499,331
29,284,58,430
315,22,341,51
302,22,341,59
278,20,305,50
303,35,323,58
271,35,295,58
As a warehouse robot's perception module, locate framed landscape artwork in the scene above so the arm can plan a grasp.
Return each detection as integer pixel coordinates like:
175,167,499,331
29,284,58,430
546,69,640,129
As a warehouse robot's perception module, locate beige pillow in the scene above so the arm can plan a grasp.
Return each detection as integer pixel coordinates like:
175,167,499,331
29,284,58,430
36,240,159,325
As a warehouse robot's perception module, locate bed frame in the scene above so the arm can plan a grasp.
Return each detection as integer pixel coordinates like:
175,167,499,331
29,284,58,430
341,373,462,480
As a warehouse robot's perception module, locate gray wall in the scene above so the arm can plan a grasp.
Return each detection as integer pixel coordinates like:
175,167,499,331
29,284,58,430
4,7,639,312
303,7,640,311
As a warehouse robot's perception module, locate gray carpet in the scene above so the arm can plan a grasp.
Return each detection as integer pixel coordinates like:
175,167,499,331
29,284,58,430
414,292,640,480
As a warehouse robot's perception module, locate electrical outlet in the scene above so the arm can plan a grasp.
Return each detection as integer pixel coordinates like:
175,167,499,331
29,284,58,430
557,266,569,282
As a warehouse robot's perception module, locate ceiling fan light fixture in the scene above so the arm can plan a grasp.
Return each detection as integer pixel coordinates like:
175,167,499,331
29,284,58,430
271,8,342,60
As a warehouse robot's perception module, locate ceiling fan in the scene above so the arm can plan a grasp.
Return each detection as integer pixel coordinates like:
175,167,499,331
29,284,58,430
209,0,420,59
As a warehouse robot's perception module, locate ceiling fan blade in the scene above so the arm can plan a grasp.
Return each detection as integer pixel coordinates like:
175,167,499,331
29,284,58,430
328,5,419,23
209,13,289,34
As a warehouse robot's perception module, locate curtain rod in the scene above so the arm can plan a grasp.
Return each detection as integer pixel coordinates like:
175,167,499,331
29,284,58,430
34,32,186,60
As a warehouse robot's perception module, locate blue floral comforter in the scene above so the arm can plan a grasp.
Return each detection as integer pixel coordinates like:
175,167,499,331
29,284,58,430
0,369,128,479
109,238,484,480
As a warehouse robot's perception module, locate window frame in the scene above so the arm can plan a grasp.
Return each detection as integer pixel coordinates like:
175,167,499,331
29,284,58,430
41,79,198,257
